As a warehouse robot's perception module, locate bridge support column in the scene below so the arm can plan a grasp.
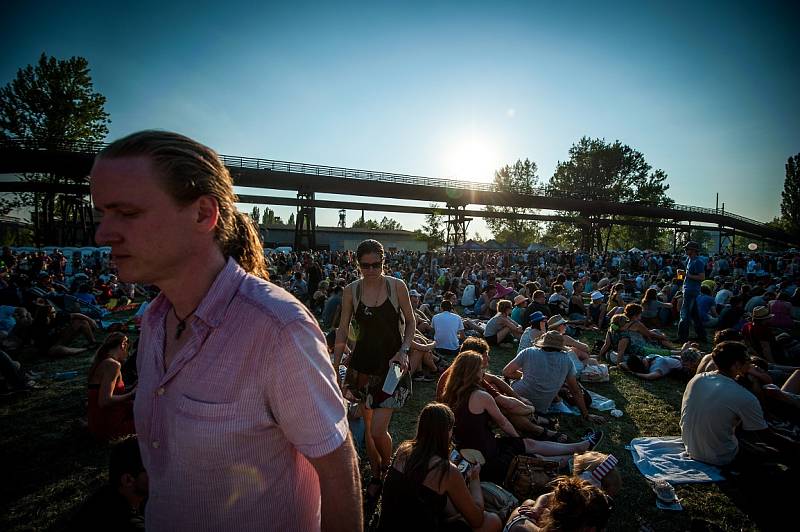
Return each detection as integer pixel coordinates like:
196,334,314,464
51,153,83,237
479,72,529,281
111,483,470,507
719,226,734,256
294,190,316,250
446,204,471,250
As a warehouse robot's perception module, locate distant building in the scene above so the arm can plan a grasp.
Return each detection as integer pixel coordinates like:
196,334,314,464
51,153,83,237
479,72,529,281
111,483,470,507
261,224,427,252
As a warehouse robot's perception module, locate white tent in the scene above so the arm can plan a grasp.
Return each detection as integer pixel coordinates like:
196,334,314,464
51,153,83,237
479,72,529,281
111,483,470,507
628,247,642,253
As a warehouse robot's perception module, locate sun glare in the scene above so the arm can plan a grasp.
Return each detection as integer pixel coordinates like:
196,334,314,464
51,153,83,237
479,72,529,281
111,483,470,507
443,133,500,182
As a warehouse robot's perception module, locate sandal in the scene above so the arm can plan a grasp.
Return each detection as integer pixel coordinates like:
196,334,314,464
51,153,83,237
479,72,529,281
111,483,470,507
530,425,569,443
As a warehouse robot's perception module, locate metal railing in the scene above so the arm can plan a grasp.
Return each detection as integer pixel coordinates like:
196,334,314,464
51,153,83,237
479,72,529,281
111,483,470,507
0,137,772,229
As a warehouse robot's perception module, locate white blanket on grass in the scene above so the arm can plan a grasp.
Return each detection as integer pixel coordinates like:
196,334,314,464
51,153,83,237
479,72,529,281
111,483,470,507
629,436,724,484
546,390,617,415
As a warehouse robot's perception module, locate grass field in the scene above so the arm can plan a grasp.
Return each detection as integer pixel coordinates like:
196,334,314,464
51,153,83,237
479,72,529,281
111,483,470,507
0,324,779,531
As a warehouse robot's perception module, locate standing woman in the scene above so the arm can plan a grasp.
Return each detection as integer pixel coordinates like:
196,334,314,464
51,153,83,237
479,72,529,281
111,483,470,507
86,332,136,441
334,239,416,504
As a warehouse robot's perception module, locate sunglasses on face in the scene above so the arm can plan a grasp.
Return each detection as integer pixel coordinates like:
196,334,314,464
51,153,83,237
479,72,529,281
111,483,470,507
359,261,383,270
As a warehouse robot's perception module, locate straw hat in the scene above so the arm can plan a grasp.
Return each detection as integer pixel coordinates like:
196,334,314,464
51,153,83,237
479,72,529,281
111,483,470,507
547,314,567,330
751,306,773,321
513,295,529,306
535,331,565,350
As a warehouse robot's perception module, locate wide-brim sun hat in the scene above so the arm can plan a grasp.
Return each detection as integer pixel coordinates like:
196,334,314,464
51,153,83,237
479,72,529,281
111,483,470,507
513,295,529,306
590,291,604,301
535,331,565,350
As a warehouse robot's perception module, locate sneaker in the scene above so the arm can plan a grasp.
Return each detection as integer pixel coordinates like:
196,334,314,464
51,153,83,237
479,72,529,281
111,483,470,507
582,430,604,451
651,479,678,503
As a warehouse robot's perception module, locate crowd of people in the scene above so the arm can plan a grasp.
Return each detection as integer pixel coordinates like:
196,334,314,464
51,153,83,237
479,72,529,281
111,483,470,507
3,129,799,531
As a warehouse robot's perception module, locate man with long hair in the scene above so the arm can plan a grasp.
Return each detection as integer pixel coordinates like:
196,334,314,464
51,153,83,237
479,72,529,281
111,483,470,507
91,131,361,531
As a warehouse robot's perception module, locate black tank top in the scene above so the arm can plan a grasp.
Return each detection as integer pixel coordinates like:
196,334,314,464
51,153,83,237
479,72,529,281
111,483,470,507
350,297,402,376
378,466,447,531
453,394,498,460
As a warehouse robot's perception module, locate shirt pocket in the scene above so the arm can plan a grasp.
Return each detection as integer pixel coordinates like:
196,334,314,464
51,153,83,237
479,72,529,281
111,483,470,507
173,395,240,470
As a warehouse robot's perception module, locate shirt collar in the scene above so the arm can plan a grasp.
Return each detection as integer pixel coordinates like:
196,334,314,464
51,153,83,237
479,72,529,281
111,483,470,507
144,257,247,330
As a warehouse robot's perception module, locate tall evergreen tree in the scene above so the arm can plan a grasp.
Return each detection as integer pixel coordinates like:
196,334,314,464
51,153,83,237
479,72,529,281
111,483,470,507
782,153,800,236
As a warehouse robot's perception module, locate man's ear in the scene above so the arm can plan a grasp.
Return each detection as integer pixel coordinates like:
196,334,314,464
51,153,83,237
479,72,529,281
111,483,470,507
195,196,220,233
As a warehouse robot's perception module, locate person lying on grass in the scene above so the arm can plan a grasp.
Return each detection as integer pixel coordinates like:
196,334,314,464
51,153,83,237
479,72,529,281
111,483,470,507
619,349,701,380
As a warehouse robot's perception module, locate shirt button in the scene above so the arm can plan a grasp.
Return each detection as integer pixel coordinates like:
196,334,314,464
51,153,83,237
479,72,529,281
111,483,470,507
152,440,160,449
157,387,165,396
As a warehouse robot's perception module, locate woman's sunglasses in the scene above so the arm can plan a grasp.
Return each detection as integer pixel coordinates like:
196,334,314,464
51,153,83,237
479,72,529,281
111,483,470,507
359,261,383,270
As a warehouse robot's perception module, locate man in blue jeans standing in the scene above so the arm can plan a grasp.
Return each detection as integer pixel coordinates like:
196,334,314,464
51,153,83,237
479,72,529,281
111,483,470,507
678,241,707,343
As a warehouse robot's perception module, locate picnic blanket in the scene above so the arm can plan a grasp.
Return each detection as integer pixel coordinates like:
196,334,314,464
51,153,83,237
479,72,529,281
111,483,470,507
546,390,617,415
628,436,724,484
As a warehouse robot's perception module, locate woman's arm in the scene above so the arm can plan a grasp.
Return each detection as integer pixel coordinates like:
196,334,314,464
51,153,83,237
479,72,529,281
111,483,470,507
96,361,131,408
444,464,485,529
478,390,520,437
333,286,354,369
389,279,417,373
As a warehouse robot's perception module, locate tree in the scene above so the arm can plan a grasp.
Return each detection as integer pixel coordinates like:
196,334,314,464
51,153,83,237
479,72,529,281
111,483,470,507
250,206,261,226
352,218,380,230
545,137,673,251
378,216,402,231
287,213,295,226
781,153,800,238
0,53,110,245
415,204,445,249
261,207,277,226
484,159,542,245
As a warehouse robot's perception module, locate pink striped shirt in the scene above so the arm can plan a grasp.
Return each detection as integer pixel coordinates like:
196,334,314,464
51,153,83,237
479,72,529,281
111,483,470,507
134,258,348,531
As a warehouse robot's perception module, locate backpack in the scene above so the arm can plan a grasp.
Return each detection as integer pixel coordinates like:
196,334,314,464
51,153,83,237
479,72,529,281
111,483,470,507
504,455,560,501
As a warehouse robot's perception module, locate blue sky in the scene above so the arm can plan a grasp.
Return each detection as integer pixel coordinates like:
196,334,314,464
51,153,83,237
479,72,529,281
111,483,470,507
2,0,798,237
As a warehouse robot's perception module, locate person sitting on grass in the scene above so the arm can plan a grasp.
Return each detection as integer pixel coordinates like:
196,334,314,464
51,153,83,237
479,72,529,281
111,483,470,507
681,341,799,467
619,349,702,380
640,287,672,327
518,311,547,352
31,299,98,357
432,300,465,359
69,435,147,532
504,476,611,532
525,290,551,320
546,315,596,369
502,332,606,425
483,300,523,346
436,338,568,442
443,351,604,484
87,333,136,442
377,402,502,532
742,306,780,363
587,291,607,329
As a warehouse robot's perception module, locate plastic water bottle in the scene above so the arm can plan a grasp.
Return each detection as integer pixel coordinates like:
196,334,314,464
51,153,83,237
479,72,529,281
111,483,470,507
382,362,402,395
54,370,79,380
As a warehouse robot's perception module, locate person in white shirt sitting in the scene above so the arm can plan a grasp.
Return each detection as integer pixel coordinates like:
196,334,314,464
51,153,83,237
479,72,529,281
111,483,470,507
431,300,464,358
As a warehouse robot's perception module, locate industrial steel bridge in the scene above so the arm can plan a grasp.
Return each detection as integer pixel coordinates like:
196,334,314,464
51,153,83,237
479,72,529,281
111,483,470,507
0,139,795,251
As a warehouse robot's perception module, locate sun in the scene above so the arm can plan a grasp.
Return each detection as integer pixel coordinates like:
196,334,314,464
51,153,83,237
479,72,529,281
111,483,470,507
443,133,500,182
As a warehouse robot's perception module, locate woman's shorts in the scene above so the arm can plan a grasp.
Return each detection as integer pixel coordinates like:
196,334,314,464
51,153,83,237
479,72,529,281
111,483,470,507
343,367,412,410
